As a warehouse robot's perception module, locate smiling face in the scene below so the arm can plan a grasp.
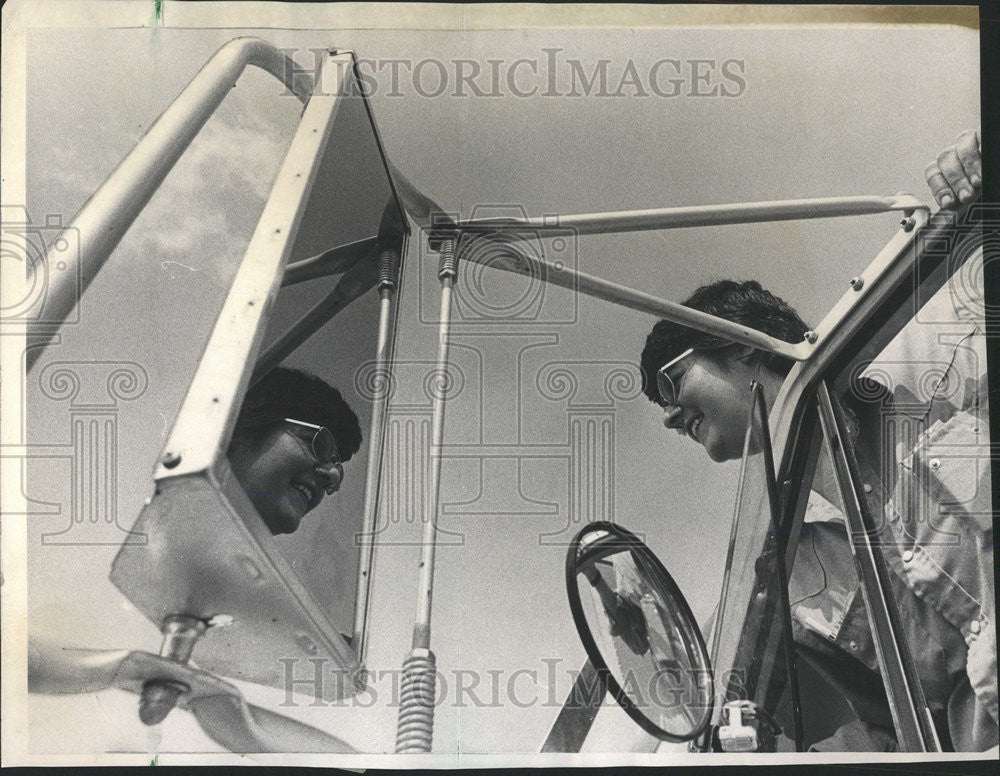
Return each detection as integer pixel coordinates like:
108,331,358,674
229,424,344,535
660,349,777,462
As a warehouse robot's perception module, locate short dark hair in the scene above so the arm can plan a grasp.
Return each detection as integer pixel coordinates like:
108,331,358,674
640,279,810,406
231,367,363,461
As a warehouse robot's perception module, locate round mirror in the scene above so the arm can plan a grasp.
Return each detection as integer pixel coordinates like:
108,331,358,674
566,522,714,742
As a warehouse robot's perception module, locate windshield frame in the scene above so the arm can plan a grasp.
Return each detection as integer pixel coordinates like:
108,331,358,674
720,199,984,751
109,50,410,697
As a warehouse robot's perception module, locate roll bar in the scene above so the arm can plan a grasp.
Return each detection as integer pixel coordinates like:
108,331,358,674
443,194,928,238
440,194,929,363
27,38,314,371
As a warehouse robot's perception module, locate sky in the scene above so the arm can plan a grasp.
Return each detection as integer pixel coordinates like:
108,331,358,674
15,8,981,762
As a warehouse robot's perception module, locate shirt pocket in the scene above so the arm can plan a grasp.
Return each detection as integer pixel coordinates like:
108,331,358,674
790,523,866,660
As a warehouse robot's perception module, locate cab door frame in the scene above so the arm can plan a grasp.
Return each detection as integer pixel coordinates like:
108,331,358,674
767,201,985,751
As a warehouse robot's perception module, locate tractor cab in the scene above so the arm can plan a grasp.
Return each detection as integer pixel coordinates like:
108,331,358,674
22,38,991,755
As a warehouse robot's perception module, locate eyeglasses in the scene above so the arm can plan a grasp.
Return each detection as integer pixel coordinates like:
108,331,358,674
656,348,694,406
284,418,341,467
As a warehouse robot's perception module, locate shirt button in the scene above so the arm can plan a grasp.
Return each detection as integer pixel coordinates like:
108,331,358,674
902,550,914,563
970,620,981,635
929,458,941,471
849,640,858,650
862,483,873,494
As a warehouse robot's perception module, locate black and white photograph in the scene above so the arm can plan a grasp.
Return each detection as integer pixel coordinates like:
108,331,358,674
0,1,994,767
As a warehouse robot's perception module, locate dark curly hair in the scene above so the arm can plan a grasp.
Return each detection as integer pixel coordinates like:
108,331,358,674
231,367,363,461
640,279,810,406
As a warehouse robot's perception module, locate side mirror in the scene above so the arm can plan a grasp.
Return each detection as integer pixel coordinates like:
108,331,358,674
566,521,714,743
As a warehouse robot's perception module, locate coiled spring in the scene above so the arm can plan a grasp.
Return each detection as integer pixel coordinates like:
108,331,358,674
378,248,400,292
437,238,458,281
394,649,437,753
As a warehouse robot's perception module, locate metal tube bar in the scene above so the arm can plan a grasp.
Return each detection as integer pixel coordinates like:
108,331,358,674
411,242,457,650
753,385,803,752
413,277,454,649
282,237,377,287
710,398,758,706
458,236,814,361
393,240,455,755
540,659,605,752
815,382,937,751
251,256,379,385
352,249,401,662
449,195,928,238
27,38,313,371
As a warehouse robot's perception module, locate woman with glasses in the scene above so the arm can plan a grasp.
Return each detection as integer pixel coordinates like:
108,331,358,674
227,367,362,535
632,132,993,751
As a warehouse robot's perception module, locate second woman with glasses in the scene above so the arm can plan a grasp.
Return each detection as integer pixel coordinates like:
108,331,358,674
227,366,362,535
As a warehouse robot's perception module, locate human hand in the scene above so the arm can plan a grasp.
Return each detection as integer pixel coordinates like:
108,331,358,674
925,128,981,209
607,593,650,656
582,564,650,655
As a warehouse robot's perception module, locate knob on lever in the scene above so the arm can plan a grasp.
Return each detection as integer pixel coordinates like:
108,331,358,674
138,615,207,725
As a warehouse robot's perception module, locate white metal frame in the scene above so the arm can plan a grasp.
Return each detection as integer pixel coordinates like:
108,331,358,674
108,49,364,693
26,38,313,371
768,206,931,462
451,196,928,365
725,206,977,752
153,52,348,482
452,194,926,235
28,35,410,697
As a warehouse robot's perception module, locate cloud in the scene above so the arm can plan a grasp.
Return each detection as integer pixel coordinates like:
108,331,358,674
124,112,294,283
